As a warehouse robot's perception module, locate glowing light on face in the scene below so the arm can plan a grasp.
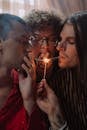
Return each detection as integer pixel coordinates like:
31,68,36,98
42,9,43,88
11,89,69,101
43,58,50,64
35,56,58,79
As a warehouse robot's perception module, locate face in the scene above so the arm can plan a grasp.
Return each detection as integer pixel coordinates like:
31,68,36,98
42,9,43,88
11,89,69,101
31,28,57,58
29,28,57,82
0,38,27,70
40,43,48,54
56,23,79,68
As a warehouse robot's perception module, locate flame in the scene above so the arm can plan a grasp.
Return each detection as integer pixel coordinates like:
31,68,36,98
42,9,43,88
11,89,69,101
43,58,50,63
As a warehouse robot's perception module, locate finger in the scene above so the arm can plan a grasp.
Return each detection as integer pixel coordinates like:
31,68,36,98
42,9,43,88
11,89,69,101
39,80,44,87
24,56,32,68
42,79,54,94
28,52,35,61
36,98,47,107
24,56,36,72
37,79,49,92
21,63,30,75
36,99,48,113
37,87,44,95
37,81,48,98
27,53,36,69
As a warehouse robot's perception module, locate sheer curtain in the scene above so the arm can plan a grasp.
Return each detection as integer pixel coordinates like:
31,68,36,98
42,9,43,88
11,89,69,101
0,0,68,18
47,0,87,18
0,0,87,18
0,0,49,17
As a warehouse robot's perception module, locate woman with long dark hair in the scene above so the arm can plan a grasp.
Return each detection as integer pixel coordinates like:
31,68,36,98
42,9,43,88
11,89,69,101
36,11,87,130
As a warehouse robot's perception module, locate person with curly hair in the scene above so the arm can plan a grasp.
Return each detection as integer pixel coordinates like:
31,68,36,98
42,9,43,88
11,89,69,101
25,10,62,82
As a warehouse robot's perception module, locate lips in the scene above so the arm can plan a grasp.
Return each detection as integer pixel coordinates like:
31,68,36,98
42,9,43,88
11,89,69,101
58,52,69,59
58,53,67,64
58,55,65,59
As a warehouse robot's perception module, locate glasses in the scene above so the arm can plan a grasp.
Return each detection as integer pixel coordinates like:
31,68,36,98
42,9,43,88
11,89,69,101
28,35,58,47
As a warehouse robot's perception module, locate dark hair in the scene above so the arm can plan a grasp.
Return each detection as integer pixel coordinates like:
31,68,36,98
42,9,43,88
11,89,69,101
64,11,87,82
25,10,62,82
0,13,30,41
25,10,62,39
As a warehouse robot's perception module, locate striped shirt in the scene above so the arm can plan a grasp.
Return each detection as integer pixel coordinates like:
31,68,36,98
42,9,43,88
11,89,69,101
49,68,87,130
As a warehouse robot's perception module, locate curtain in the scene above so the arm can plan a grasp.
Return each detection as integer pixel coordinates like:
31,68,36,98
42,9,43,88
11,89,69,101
47,0,87,18
0,0,87,18
0,0,48,18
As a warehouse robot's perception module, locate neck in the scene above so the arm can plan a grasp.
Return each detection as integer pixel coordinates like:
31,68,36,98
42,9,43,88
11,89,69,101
0,67,13,109
0,67,13,88
0,67,7,77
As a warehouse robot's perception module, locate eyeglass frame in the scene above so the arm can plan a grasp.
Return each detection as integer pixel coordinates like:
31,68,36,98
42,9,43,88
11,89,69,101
28,35,58,47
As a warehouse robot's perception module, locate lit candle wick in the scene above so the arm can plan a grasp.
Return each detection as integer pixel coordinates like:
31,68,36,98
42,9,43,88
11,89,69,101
43,58,50,63
43,58,50,79
35,57,58,79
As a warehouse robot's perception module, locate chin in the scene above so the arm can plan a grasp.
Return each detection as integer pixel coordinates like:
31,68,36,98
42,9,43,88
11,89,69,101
58,62,67,69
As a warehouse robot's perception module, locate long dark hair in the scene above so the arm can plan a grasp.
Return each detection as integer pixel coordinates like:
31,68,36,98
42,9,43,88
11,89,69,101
64,11,87,84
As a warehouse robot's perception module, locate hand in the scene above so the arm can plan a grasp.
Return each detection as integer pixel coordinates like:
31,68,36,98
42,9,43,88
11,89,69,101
36,79,60,116
19,52,36,100
18,52,36,115
36,79,65,129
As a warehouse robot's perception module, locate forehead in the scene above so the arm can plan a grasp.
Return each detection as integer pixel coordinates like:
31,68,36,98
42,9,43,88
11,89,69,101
60,23,75,38
34,27,55,37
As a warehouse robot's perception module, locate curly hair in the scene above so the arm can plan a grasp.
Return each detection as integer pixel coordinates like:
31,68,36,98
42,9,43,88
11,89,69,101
25,10,62,38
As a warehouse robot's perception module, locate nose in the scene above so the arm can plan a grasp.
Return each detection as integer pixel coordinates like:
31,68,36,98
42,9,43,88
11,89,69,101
56,42,63,51
56,41,66,51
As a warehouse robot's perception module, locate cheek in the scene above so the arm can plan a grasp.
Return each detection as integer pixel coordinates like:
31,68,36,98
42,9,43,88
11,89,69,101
58,57,69,68
33,45,41,57
58,46,79,68
2,49,15,66
5,47,23,65
71,53,79,66
65,47,79,67
15,48,25,65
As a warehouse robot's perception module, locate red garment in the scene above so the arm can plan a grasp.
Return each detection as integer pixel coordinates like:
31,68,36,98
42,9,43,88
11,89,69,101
0,69,48,130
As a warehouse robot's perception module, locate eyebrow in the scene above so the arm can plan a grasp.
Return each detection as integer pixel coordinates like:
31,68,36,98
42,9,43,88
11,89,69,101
66,37,75,41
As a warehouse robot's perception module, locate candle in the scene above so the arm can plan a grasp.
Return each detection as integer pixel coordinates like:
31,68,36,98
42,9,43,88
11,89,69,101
43,62,46,79
43,58,50,79
35,56,58,79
